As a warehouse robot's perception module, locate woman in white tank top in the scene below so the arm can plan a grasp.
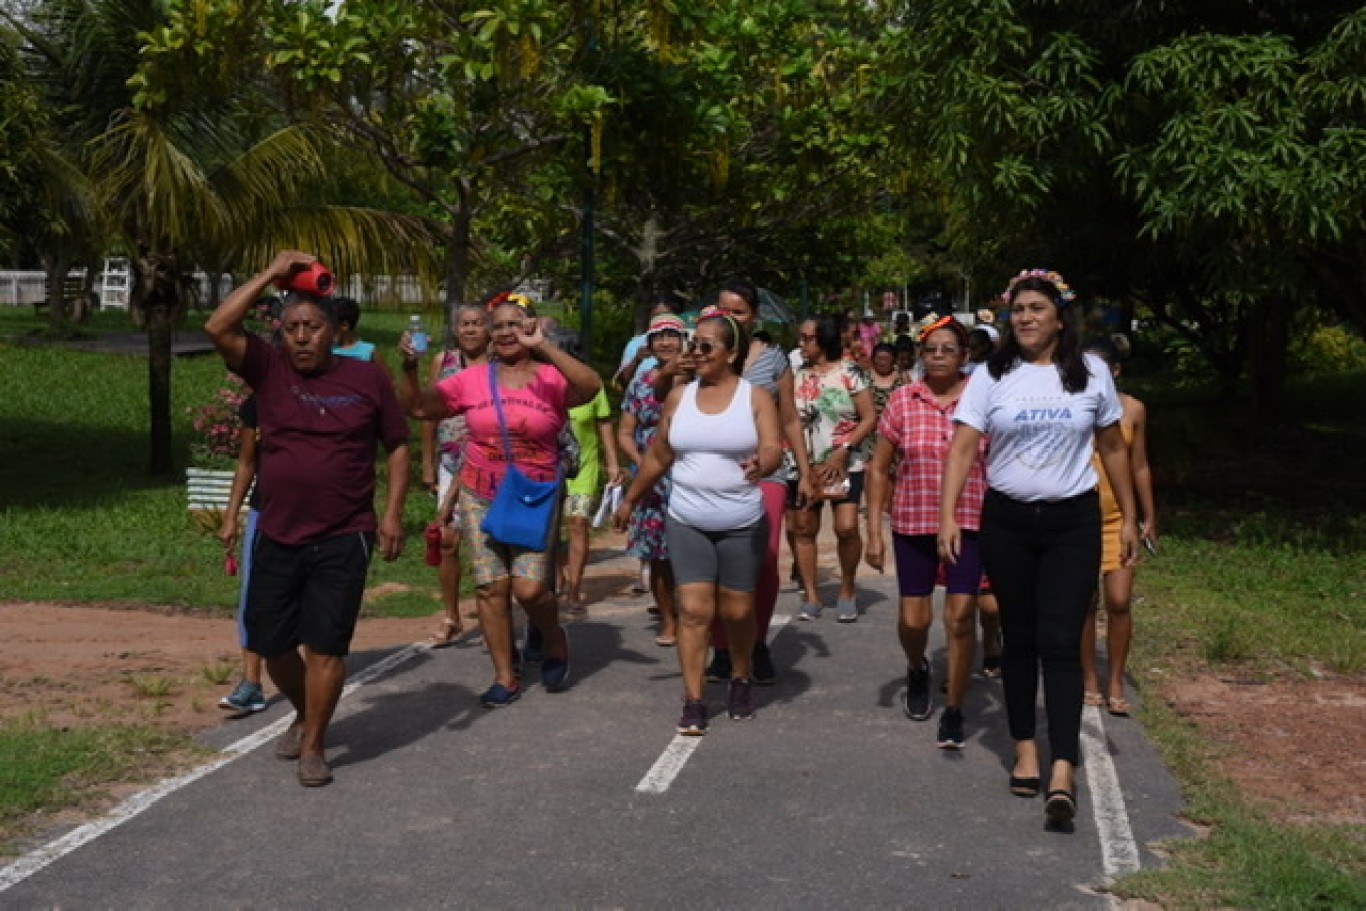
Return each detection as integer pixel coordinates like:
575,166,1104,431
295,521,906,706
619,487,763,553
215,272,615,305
614,312,782,735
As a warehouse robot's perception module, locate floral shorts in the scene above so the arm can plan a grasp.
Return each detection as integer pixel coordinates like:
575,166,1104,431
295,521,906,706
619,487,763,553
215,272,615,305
458,486,556,587
563,492,596,520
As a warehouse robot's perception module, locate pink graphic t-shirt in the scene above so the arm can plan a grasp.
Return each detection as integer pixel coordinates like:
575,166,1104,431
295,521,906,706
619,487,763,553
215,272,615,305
437,362,568,500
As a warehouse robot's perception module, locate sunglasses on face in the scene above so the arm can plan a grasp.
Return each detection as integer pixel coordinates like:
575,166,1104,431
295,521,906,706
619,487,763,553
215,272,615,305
690,339,719,356
921,345,961,356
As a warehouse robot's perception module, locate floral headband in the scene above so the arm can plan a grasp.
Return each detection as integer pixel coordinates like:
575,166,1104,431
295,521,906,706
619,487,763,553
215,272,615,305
485,291,535,312
697,306,742,348
1001,269,1076,307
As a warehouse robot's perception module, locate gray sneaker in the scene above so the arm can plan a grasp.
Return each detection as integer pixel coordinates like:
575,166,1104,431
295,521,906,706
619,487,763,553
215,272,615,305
798,602,822,621
836,597,858,623
219,680,266,713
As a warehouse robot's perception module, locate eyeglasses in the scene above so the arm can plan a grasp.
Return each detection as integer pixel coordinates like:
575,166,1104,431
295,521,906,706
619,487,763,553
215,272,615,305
921,345,961,356
798,333,818,342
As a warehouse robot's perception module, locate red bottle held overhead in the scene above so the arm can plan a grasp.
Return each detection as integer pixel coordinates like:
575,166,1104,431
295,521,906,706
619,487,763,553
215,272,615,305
275,261,334,296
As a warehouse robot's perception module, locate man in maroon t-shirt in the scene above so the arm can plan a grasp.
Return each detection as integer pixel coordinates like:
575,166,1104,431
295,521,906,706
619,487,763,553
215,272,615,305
206,250,410,787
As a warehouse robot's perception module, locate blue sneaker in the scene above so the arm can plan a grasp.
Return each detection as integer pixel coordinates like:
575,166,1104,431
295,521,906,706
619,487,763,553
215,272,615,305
219,680,266,713
541,628,571,692
480,681,522,708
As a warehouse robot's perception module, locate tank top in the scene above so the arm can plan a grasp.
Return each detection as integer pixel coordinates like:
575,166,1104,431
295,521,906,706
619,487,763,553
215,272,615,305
667,378,763,531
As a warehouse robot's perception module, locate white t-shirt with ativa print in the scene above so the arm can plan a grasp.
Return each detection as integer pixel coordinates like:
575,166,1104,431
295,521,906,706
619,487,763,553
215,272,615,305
955,353,1122,502
794,359,870,472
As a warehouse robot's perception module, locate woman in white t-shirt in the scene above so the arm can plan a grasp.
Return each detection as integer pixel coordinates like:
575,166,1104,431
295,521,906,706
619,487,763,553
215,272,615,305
939,270,1138,830
613,312,782,735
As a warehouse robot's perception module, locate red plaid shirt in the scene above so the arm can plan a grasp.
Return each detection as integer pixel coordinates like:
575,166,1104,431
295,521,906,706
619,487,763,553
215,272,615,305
878,381,988,535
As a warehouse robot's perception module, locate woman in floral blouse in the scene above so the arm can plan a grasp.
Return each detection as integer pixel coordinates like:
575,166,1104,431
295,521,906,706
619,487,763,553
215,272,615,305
790,313,878,623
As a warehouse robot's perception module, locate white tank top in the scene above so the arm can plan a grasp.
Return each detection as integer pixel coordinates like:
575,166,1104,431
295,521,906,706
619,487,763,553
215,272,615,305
667,378,763,531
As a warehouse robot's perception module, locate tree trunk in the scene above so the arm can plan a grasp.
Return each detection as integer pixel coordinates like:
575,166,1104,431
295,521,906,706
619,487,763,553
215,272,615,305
146,303,175,475
443,205,472,334
1246,295,1292,411
43,252,70,334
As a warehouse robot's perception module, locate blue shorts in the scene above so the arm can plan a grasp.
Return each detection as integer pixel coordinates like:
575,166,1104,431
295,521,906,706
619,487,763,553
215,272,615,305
892,532,982,597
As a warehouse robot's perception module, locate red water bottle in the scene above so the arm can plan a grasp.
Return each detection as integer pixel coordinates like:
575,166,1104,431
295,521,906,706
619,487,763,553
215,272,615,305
424,522,443,567
275,261,334,296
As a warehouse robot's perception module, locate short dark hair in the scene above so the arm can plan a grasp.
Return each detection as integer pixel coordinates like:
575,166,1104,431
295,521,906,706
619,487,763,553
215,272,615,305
331,296,361,330
282,293,337,326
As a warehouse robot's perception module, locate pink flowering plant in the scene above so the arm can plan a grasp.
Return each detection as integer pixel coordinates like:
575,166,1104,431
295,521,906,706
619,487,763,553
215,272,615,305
187,373,247,469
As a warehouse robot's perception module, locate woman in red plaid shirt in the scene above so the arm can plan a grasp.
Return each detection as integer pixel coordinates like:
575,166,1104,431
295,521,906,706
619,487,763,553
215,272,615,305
865,316,987,751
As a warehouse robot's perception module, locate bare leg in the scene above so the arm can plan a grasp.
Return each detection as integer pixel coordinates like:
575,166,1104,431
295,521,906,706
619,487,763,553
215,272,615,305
513,577,567,660
717,588,756,679
943,593,977,709
476,579,517,687
676,582,718,700
435,527,463,635
897,595,932,666
793,507,822,606
565,516,590,605
1081,591,1102,698
1103,568,1135,707
651,558,677,641
242,648,264,687
832,502,862,601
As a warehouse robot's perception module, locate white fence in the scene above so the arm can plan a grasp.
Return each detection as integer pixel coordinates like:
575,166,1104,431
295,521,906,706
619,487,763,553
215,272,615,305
0,269,432,310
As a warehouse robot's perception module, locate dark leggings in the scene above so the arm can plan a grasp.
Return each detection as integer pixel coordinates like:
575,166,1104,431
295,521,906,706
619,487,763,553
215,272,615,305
979,489,1100,766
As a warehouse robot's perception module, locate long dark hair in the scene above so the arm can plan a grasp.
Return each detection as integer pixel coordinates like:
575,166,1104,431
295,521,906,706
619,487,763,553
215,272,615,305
989,276,1090,393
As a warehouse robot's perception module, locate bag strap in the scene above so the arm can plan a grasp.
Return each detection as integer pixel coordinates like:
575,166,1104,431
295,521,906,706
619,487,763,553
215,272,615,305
488,361,514,462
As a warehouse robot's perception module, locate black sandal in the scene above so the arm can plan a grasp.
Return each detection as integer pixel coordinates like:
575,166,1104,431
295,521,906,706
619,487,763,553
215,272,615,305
1009,775,1041,798
1045,789,1077,825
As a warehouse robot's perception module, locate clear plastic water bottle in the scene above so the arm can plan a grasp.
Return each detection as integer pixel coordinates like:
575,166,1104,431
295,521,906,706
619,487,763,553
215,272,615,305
408,314,428,355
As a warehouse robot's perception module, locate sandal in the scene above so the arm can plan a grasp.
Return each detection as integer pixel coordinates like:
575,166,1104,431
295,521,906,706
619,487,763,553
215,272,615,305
654,635,677,647
1106,695,1132,717
1045,789,1077,826
426,618,464,649
1083,691,1104,707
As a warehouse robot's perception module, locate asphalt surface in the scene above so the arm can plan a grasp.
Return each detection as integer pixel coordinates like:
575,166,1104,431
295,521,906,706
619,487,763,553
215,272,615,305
0,546,1187,909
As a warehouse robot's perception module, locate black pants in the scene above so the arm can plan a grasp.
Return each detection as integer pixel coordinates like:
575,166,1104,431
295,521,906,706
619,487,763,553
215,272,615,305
980,489,1100,766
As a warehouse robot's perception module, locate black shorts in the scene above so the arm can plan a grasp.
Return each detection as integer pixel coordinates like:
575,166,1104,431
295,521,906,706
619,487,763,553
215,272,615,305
244,531,374,658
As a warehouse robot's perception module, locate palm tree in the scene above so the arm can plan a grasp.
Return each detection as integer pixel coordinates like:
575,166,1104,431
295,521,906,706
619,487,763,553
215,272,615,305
93,110,439,474
10,0,439,474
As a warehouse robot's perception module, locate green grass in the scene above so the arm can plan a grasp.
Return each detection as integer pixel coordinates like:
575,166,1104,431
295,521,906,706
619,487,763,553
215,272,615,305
0,307,450,616
0,716,203,850
1108,372,1366,907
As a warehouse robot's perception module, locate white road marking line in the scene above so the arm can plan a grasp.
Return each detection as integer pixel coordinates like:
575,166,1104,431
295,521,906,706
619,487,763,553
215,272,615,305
1080,704,1142,888
635,736,705,794
0,643,425,893
634,613,794,795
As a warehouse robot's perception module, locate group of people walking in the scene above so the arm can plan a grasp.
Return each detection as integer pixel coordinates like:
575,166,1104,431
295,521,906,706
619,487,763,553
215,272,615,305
209,254,1156,834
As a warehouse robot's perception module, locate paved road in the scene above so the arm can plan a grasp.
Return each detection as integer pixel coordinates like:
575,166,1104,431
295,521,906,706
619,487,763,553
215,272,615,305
0,545,1186,909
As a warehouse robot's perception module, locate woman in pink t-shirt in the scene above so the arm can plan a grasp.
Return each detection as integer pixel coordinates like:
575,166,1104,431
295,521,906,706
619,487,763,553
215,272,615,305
399,297,602,709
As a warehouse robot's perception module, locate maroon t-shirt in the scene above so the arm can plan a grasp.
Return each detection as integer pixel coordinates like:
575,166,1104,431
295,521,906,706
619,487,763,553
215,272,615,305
234,334,409,546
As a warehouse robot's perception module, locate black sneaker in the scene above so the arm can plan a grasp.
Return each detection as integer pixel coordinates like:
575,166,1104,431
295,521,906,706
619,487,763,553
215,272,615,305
727,677,755,720
705,649,732,683
902,661,933,721
677,699,708,735
936,706,966,749
751,642,776,686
